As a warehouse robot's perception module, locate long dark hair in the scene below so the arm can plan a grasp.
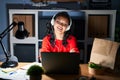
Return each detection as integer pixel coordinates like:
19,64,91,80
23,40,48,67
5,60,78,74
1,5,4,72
46,12,72,47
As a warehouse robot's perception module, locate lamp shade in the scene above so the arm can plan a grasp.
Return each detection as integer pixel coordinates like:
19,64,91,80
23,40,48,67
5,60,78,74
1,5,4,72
15,21,29,39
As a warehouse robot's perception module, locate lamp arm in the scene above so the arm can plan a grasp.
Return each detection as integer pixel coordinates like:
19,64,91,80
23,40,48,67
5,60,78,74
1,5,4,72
0,22,17,66
0,22,17,39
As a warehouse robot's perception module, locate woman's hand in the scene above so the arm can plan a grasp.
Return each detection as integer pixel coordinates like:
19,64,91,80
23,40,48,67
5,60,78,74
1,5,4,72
70,48,76,53
70,48,80,53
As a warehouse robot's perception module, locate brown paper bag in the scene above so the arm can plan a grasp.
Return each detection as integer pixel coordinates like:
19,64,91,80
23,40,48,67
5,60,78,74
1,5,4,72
90,38,120,69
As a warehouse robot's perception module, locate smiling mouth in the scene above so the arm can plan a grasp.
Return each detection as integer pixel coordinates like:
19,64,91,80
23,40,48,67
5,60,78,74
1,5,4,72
57,26,63,32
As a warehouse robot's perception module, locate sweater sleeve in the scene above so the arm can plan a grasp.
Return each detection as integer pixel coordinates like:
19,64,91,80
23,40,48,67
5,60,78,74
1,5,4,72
68,36,80,53
40,36,51,52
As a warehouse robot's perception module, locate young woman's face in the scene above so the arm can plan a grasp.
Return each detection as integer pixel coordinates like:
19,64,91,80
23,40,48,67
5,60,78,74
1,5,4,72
54,16,69,34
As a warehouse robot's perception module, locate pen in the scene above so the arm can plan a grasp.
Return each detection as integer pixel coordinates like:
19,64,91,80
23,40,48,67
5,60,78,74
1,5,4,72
9,71,17,75
20,68,26,70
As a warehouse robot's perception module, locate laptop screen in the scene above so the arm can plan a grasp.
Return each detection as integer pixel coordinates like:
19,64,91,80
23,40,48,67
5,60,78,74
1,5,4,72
41,52,80,74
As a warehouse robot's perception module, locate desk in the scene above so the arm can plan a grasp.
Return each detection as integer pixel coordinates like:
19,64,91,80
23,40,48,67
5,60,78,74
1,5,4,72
80,64,120,80
0,62,120,80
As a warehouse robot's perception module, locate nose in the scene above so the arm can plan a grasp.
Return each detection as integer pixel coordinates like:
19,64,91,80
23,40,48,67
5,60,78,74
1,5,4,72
56,20,68,28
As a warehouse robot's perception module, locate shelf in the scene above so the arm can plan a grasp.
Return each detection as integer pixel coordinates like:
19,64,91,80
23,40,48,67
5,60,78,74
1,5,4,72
9,9,116,63
10,37,37,44
31,0,85,2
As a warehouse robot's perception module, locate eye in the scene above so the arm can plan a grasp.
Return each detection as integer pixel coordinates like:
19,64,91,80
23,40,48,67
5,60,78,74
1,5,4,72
55,20,68,28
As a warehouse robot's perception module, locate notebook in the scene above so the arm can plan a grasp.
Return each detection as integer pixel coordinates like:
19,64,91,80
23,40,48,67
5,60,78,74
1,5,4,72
41,52,80,74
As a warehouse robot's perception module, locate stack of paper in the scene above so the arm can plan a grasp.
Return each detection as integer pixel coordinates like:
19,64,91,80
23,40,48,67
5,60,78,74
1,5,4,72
0,62,42,80
1,68,17,73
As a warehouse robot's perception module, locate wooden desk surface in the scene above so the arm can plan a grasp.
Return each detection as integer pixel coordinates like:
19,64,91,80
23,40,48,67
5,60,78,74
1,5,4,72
1,62,120,80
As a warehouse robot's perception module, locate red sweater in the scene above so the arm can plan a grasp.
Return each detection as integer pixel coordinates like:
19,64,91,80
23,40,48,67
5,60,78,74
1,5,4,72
40,35,80,53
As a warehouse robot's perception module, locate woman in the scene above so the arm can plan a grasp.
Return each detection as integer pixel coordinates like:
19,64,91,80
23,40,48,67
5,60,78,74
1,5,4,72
40,11,79,53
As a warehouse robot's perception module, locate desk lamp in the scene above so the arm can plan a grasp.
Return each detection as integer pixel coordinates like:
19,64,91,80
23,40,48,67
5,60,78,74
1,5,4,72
0,21,29,68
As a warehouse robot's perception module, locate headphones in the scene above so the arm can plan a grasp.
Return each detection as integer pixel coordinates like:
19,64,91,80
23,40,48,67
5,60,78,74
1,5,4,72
51,12,72,31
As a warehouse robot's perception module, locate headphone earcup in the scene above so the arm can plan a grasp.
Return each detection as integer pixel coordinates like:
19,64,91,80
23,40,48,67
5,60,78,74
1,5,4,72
66,25,70,31
51,18,54,26
66,18,72,31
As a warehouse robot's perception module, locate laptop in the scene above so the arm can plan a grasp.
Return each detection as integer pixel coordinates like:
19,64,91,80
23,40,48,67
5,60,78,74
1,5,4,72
41,52,80,74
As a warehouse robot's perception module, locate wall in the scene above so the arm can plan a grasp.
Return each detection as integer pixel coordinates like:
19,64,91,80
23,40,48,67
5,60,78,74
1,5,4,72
0,0,120,61
0,0,31,61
